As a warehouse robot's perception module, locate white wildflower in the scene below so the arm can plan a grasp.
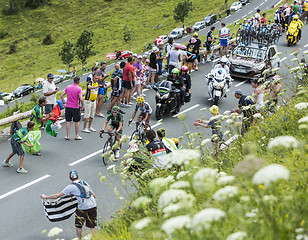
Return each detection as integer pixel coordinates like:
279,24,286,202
129,139,137,146
123,152,133,159
296,235,308,240
272,67,280,72
120,135,129,144
131,196,152,210
298,116,308,123
161,215,191,236
245,212,257,218
224,130,231,136
217,175,235,185
176,171,191,180
252,164,290,185
253,113,263,119
201,139,211,146
99,175,106,183
263,68,270,74
268,136,298,149
165,175,175,184
230,112,239,117
304,50,308,55
299,124,308,130
200,107,207,111
192,208,226,231
263,195,277,203
224,110,231,115
193,168,217,194
276,52,281,56
47,227,63,237
170,181,190,189
133,217,152,230
226,231,247,240
216,172,227,178
113,187,124,200
213,186,239,201
158,189,192,209
295,102,308,110
240,196,250,202
149,178,168,195
290,66,301,73
296,228,304,233
226,119,234,124
141,169,155,179
177,114,187,121
166,149,201,168
242,106,251,111
107,164,117,172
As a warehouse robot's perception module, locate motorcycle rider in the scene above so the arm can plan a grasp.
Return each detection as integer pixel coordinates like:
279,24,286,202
211,56,231,88
289,14,303,40
167,68,185,105
180,66,192,99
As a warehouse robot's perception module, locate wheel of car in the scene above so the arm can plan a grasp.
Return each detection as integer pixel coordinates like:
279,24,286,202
20,93,23,97
10,96,14,101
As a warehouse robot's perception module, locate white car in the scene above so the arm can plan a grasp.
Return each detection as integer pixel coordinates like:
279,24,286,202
157,35,169,44
230,2,242,11
193,21,206,31
1,92,15,101
169,28,185,39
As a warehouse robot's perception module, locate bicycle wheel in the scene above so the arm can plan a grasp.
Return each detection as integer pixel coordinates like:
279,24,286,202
102,139,112,165
130,130,138,141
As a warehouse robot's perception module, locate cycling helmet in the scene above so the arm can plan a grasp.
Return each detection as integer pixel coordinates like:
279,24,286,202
293,15,299,20
69,170,78,180
136,95,145,103
180,45,187,50
181,65,189,72
112,106,120,112
220,56,228,63
193,32,198,37
171,68,180,74
190,37,197,43
210,105,219,115
171,138,179,144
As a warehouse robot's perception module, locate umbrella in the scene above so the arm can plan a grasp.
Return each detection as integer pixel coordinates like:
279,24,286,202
36,78,44,82
57,69,66,73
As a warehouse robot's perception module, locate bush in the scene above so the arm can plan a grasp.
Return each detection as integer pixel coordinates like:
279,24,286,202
42,33,54,45
8,41,17,54
0,30,9,39
25,0,50,9
2,0,18,15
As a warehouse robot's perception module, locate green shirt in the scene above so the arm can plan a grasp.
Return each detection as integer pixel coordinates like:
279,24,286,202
107,113,123,127
293,5,299,15
31,104,43,131
12,127,29,143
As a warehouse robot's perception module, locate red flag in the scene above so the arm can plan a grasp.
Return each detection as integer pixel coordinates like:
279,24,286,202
105,52,116,60
49,104,61,122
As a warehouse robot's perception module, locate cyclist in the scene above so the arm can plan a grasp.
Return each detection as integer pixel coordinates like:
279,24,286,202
290,15,303,40
129,95,152,130
100,106,123,158
167,68,184,105
180,65,192,100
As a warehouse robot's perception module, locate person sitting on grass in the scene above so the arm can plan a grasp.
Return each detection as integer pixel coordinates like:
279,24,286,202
3,121,35,174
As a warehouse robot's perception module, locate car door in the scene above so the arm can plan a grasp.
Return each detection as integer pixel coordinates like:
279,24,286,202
269,46,280,68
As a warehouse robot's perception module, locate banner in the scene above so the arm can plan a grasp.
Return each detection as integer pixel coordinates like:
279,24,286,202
46,120,61,137
22,130,41,154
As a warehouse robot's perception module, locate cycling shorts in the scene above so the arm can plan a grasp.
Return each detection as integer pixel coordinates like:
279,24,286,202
220,39,228,47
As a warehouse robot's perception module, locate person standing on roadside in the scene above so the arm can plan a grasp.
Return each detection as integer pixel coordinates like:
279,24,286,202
96,61,110,118
121,56,135,107
43,73,59,114
179,45,188,68
132,55,143,97
219,23,230,57
192,32,202,70
87,66,99,83
165,37,174,57
255,9,261,23
31,96,54,132
167,44,181,74
274,6,284,34
300,0,308,21
61,77,84,140
283,4,291,25
40,170,97,240
83,74,100,133
3,121,35,174
251,79,264,112
204,26,216,63
147,47,159,88
157,42,164,76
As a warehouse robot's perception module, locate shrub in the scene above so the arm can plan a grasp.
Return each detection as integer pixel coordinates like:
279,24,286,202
8,41,17,54
25,0,50,9
42,33,54,45
0,30,9,39
2,0,18,15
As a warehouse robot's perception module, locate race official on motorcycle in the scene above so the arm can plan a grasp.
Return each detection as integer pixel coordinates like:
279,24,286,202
290,15,303,40
167,68,185,105
180,66,192,96
214,56,230,75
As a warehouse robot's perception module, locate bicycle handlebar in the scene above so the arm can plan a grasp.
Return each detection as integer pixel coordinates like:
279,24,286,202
99,131,117,138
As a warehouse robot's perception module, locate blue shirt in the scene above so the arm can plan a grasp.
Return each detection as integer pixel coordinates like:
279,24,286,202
157,50,163,64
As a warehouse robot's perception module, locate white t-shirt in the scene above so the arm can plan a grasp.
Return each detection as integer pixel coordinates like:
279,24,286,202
169,50,180,67
255,12,261,20
43,80,56,105
179,50,187,62
284,7,291,16
62,179,97,210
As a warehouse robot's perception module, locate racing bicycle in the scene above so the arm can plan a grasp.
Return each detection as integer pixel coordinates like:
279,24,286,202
100,131,117,165
129,121,151,145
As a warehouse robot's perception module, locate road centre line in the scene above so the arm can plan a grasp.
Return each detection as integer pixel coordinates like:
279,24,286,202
0,175,50,200
290,50,301,55
260,2,264,6
304,44,308,48
235,80,248,87
248,10,253,14
280,57,287,62
69,149,105,166
173,104,200,118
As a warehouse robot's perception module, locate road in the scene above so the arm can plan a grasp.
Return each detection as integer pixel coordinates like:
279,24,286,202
1,1,308,239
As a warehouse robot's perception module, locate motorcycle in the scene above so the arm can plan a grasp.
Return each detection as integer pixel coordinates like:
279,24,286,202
153,80,182,120
286,21,300,47
205,68,232,105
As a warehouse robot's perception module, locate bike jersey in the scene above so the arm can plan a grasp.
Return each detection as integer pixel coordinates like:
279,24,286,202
135,102,152,115
84,80,98,101
219,27,230,40
111,69,123,90
206,30,214,45
146,140,167,168
107,113,123,127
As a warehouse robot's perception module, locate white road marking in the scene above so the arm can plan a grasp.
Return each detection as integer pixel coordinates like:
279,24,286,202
69,149,105,166
0,175,50,200
248,10,253,14
235,80,248,87
290,50,301,55
280,57,287,62
242,14,247,18
235,19,240,23
173,104,200,118
226,16,230,19
151,122,162,128
260,2,264,6
304,44,308,48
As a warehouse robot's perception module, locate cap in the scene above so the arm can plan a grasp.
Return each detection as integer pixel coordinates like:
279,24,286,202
152,46,159,52
92,66,98,71
174,44,181,49
47,73,54,79
137,55,143,59
190,37,196,43
146,59,150,63
234,89,243,95
101,61,107,65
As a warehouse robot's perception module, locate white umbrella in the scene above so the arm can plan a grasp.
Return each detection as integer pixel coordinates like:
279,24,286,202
57,69,66,73
36,78,44,82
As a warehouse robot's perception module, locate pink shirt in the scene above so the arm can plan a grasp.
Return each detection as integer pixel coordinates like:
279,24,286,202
65,83,82,108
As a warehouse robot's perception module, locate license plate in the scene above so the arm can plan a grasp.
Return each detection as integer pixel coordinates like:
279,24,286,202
215,91,221,97
234,68,246,73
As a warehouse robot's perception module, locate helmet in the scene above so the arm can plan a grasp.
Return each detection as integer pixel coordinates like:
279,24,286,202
136,95,145,103
193,32,198,37
152,47,159,52
157,128,166,137
171,138,179,144
181,65,189,72
158,41,164,46
180,45,187,50
69,170,78,180
220,56,228,63
210,105,219,115
293,15,299,20
190,37,197,43
112,106,120,112
171,68,180,74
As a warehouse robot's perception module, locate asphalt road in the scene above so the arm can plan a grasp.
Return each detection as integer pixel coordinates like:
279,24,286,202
2,1,308,239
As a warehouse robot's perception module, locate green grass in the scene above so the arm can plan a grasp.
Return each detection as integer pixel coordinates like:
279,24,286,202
0,0,238,92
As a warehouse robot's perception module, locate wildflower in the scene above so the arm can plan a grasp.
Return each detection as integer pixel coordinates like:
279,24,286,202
253,113,263,119
165,175,175,184
268,136,298,149
161,215,191,236
47,227,63,237
107,164,117,172
158,189,193,209
296,235,308,240
299,124,308,130
200,107,207,111
170,181,190,189
217,175,235,185
290,66,301,73
176,171,191,180
262,68,270,75
240,196,250,202
141,169,155,179
162,194,196,217
191,208,226,231
133,217,152,230
245,212,256,218
295,102,308,110
99,175,106,183
177,114,187,121
252,164,290,185
226,119,234,124
216,172,227,178
226,231,247,240
131,196,152,210
213,186,239,201
113,187,124,200
129,139,137,146
263,195,277,203
224,110,231,115
298,116,308,123
120,135,129,144
271,67,280,72
165,149,201,168
193,168,217,193
201,138,211,146
296,228,304,233
149,178,168,196
304,50,308,55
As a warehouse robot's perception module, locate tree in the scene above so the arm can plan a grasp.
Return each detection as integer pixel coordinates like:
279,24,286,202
75,30,94,67
173,0,194,26
2,0,19,15
42,33,54,45
25,0,50,9
123,25,134,50
59,40,75,73
225,0,228,11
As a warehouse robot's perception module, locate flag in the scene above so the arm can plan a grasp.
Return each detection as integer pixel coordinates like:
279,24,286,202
22,130,41,154
105,52,116,60
46,120,61,137
43,195,78,222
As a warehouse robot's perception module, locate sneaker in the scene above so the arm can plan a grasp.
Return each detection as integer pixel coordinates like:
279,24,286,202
17,168,28,174
82,128,91,133
131,95,136,100
89,127,96,132
120,103,127,108
3,161,13,167
195,67,198,71
115,150,120,159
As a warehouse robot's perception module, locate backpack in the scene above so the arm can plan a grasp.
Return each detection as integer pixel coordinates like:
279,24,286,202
71,181,92,199
11,121,22,135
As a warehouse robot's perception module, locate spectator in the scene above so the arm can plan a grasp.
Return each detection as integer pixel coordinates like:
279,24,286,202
192,32,202,70
260,13,267,26
43,73,59,114
121,56,135,107
33,82,37,89
165,37,174,56
230,90,255,134
147,47,159,88
157,42,164,76
283,4,291,25
140,59,149,96
167,44,181,74
96,61,110,118
87,66,99,83
145,129,167,168
300,0,308,21
251,79,264,111
179,45,188,68
255,9,261,22
156,128,177,153
61,77,84,140
31,96,54,132
274,6,284,34
41,170,98,240
3,121,35,174
219,22,230,57
204,26,216,63
132,55,143,97
186,38,198,73
83,74,100,133
265,75,282,112
37,81,42,89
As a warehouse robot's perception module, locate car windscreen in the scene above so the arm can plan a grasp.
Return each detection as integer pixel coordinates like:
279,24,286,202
15,86,24,91
231,3,237,6
204,16,211,21
233,46,266,60
195,22,201,25
171,31,178,35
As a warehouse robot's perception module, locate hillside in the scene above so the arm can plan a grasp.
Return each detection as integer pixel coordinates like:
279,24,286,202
0,0,235,92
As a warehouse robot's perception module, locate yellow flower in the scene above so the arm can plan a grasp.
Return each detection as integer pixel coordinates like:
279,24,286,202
259,185,265,189
285,213,288,218
250,189,254,192
300,220,305,226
